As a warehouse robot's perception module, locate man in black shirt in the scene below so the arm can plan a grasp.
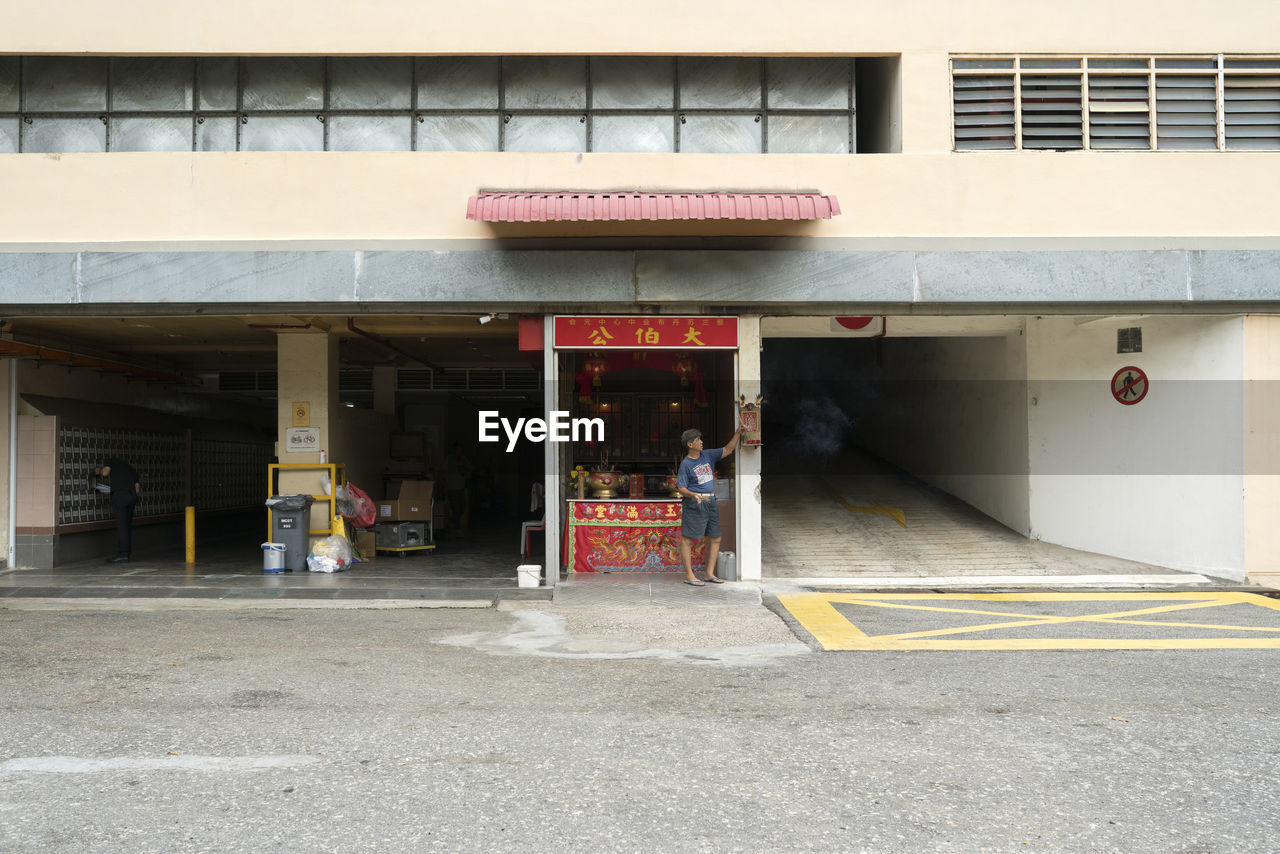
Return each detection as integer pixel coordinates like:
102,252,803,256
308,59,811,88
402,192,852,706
93,458,141,563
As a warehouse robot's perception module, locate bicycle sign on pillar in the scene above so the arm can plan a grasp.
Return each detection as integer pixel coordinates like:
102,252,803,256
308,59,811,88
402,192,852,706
1111,366,1149,406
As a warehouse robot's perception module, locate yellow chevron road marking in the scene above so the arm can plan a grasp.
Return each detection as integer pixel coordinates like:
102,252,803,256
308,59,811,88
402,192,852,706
776,591,1280,651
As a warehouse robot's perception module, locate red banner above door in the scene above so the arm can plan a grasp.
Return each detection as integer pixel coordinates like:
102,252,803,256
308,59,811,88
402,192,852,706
553,316,738,350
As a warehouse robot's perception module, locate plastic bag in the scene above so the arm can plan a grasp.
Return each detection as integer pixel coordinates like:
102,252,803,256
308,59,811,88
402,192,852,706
338,482,377,529
307,534,352,573
335,485,356,518
266,494,312,512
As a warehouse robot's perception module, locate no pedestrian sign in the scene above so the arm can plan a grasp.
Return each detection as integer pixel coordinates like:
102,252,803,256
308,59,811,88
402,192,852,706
1111,366,1149,405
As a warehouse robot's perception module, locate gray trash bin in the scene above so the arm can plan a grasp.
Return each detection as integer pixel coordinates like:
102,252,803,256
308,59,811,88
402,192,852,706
266,494,314,572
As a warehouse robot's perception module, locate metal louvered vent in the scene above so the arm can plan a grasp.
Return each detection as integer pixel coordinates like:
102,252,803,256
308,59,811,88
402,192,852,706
218,372,256,392
953,73,1015,150
954,55,1280,152
339,369,373,391
219,371,277,392
1020,74,1082,149
466,370,505,390
1088,74,1151,149
434,370,469,390
1156,74,1218,150
1224,63,1280,150
393,366,541,391
396,369,433,390
504,370,542,390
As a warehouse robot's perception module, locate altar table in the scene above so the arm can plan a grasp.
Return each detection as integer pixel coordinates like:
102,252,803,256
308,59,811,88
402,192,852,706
562,499,707,573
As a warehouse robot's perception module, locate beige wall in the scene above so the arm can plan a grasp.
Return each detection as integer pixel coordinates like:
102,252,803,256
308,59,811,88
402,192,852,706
2,151,1279,250
5,0,1280,164
1028,316,1246,578
6,1,1278,55
16,415,57,530
5,1,1278,245
1244,315,1280,584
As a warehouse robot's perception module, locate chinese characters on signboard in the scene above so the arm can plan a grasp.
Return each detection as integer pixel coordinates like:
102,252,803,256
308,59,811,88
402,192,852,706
553,316,738,349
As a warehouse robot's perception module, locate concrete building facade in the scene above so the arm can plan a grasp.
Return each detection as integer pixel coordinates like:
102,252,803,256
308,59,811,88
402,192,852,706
1,1,1277,584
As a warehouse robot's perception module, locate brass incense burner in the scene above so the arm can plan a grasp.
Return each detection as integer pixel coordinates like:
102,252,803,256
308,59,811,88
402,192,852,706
585,470,624,499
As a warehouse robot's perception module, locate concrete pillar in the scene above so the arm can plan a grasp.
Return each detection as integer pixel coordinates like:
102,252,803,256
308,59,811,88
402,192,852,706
736,316,763,582
276,331,339,539
0,359,11,568
1244,315,1280,586
542,316,559,587
373,365,396,417
277,330,339,464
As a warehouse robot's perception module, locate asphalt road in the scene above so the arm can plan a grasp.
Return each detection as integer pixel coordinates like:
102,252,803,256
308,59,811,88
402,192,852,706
0,604,1276,853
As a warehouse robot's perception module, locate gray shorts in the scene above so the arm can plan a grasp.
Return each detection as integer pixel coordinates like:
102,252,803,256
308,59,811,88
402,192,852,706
681,496,721,539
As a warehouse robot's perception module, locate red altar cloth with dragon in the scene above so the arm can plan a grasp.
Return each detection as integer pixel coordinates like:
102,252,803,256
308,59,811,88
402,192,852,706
563,499,707,573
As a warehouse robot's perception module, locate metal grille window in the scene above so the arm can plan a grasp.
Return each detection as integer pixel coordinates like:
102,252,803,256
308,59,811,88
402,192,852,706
953,55,1280,151
1223,58,1280,150
0,56,859,154
951,59,1015,150
1020,60,1083,150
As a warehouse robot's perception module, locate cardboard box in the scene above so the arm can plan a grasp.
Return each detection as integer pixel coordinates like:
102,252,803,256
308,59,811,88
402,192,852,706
376,480,433,522
353,529,377,560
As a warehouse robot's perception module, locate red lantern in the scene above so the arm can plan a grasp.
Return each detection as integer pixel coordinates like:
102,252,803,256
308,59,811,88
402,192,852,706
583,353,608,387
671,352,695,387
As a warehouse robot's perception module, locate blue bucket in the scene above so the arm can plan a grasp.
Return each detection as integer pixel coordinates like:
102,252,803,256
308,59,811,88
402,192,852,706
261,542,286,573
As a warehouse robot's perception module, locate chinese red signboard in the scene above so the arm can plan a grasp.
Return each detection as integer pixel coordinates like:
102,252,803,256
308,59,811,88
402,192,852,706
554,315,738,350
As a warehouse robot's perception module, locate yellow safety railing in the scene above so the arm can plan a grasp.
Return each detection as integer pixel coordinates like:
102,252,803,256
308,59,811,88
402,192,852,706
267,463,346,540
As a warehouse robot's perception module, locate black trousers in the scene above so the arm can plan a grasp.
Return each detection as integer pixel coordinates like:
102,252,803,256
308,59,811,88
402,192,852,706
112,491,138,556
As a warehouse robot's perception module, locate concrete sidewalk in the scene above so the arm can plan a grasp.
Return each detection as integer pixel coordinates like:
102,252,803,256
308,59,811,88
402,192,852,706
0,529,552,607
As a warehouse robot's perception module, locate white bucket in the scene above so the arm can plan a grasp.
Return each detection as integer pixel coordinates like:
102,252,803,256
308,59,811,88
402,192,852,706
261,542,286,573
516,564,541,588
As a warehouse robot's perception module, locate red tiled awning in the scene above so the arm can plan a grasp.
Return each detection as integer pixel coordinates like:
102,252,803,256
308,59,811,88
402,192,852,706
466,192,841,223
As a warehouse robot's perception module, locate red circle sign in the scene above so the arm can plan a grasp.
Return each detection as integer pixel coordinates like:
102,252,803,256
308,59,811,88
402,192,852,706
1111,366,1149,405
835,316,875,330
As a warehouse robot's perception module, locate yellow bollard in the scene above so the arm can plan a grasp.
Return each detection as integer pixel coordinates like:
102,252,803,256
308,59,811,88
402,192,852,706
185,506,195,563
